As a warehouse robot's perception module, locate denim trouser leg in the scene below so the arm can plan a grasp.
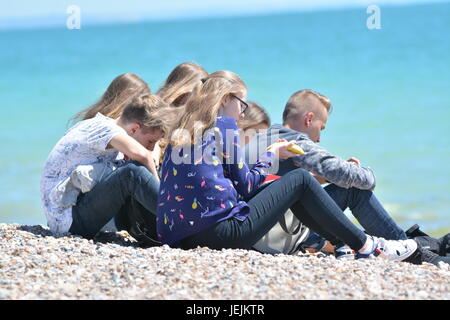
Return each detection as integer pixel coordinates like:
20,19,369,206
178,168,367,251
69,161,160,239
324,184,408,240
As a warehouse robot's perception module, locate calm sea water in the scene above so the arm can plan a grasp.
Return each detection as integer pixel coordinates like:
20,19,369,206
1,3,449,235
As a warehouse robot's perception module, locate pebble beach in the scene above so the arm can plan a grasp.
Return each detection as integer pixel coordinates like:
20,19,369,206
0,223,449,300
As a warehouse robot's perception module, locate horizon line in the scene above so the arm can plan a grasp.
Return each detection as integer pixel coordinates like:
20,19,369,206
0,0,448,31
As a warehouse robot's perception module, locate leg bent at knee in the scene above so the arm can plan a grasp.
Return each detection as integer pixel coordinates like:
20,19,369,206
283,168,318,187
118,161,152,178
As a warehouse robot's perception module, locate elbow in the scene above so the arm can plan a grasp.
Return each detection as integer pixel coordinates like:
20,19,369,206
367,173,376,191
353,171,377,191
362,167,376,190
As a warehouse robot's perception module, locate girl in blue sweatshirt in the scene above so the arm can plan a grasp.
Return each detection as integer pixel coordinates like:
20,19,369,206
156,71,419,263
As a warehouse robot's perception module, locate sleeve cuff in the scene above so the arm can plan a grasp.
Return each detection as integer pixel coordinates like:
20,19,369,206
258,151,276,167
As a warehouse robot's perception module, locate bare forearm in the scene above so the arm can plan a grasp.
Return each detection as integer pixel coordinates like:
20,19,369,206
108,133,160,180
134,153,160,181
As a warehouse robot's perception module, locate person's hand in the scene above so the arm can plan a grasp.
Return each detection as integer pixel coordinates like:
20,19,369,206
146,151,160,181
267,139,299,159
347,157,361,166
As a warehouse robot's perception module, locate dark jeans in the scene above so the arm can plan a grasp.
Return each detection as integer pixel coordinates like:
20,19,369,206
177,168,368,251
297,184,408,250
69,161,159,239
324,184,407,240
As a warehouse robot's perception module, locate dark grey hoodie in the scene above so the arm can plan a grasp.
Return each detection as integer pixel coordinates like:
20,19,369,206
244,124,376,190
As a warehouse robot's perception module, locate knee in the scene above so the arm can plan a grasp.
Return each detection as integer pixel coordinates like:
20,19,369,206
288,168,314,183
349,186,372,198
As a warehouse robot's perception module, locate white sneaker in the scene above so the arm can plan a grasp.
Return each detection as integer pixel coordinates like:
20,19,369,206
334,244,356,260
357,236,418,262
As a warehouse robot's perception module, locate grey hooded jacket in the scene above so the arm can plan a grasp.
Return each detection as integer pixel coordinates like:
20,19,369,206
244,124,376,190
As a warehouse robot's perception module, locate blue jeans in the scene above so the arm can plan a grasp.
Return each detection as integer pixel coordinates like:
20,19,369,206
177,168,368,251
301,184,408,250
324,184,407,240
69,161,159,239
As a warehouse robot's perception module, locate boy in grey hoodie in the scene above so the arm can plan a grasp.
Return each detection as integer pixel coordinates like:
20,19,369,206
245,89,408,245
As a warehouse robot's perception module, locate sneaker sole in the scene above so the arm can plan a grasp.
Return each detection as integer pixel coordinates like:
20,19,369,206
336,254,356,260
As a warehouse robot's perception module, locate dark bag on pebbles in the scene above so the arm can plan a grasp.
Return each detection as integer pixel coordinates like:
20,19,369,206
405,224,450,257
128,218,162,248
119,199,162,248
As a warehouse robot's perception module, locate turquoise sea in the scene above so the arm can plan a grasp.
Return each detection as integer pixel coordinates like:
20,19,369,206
0,3,449,235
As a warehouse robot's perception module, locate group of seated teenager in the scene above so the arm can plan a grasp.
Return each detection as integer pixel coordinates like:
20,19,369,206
41,62,443,265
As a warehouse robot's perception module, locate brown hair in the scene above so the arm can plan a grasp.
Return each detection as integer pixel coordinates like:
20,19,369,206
282,89,332,124
238,101,271,131
73,73,150,122
156,62,208,107
168,70,247,147
121,94,175,136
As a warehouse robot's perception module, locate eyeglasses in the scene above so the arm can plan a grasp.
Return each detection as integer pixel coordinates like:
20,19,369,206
232,95,249,114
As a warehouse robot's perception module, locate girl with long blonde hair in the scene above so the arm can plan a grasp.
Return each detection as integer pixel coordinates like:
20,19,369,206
156,71,418,264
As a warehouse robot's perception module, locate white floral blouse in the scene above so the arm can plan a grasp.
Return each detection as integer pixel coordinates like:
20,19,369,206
40,113,125,234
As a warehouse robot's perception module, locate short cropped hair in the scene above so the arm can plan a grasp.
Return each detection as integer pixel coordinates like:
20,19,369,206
282,89,332,124
121,94,174,135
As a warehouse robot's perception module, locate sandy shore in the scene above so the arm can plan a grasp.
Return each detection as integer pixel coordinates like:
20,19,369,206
0,223,449,300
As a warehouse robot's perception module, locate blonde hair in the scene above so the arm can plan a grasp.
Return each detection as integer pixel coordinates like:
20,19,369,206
168,70,247,147
121,94,175,136
238,101,271,131
73,73,150,122
156,62,208,108
282,89,332,124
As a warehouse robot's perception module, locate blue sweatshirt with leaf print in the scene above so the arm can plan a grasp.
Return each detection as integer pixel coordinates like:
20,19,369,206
156,116,276,246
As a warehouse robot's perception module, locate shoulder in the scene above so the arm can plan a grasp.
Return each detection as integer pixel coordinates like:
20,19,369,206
93,113,121,129
216,116,238,130
83,114,126,138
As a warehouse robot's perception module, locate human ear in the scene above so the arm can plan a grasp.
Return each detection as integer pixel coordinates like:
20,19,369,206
304,112,314,127
130,123,141,135
221,95,230,107
219,95,231,114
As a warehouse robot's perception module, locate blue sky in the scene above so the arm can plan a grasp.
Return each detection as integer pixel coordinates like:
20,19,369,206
1,0,449,29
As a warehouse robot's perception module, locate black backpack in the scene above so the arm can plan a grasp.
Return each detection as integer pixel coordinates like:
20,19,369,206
405,224,450,257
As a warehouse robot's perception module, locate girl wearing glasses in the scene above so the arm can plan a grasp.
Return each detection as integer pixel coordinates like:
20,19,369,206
156,71,419,264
